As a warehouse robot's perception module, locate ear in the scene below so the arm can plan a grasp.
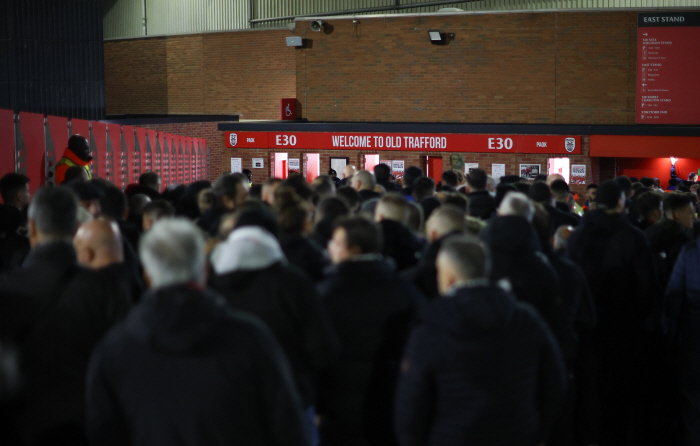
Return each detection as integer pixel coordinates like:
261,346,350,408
27,219,39,247
429,229,439,243
143,271,152,289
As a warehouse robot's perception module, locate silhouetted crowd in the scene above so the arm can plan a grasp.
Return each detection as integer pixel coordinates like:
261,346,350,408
2,143,700,446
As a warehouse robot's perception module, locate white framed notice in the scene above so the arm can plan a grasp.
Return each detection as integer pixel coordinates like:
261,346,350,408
571,164,586,185
252,158,265,169
492,164,506,179
519,164,540,180
465,163,479,174
288,158,300,174
230,158,242,173
391,160,405,179
330,157,349,175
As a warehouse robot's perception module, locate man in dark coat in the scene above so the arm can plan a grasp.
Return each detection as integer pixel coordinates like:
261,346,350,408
0,173,31,272
209,225,339,422
85,219,309,446
394,236,566,446
0,186,131,446
529,181,579,236
402,205,465,300
466,168,496,220
374,194,424,271
568,180,659,445
318,216,422,446
375,163,401,193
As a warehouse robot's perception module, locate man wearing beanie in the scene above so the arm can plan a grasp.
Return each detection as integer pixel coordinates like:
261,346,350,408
567,180,659,445
55,134,93,185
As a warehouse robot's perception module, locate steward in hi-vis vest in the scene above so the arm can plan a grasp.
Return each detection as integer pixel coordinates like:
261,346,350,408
55,134,93,185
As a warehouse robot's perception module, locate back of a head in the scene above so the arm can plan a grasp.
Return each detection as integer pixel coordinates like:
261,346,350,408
466,168,488,191
640,177,655,188
690,172,699,182
214,173,247,200
529,182,552,205
664,191,693,214
413,177,436,201
533,173,548,183
143,199,176,221
441,170,458,188
98,184,128,220
497,192,535,222
311,175,335,199
353,170,375,191
614,176,633,199
426,205,466,240
129,193,152,216
374,163,392,184
274,186,309,236
438,235,491,281
375,194,410,224
334,216,383,254
443,193,468,213
139,218,205,288
406,201,424,233
66,180,103,202
233,201,280,237
336,187,361,212
317,196,350,223
282,174,313,200
549,179,570,201
403,166,423,189
28,186,78,240
636,191,663,220
139,171,160,191
0,173,30,205
595,180,624,210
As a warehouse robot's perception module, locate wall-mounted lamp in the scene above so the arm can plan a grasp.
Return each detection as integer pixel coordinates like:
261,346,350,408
428,30,454,45
310,20,325,32
671,157,679,166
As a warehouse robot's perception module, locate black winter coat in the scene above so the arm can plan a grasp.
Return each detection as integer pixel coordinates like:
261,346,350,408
210,261,339,406
317,258,422,446
0,241,131,445
379,219,424,272
394,283,566,446
85,285,309,446
467,190,496,220
279,234,330,283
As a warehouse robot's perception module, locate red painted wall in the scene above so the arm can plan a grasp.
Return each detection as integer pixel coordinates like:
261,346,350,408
615,157,700,189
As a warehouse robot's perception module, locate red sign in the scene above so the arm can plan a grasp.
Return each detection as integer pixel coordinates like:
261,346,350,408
637,13,700,124
590,134,700,158
225,131,580,154
281,99,297,120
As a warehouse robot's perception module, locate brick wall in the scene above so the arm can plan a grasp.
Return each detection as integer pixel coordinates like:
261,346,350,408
295,11,636,124
104,30,296,118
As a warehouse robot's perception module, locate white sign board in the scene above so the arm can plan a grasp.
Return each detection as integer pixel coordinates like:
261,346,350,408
252,158,265,169
391,160,405,179
330,158,347,175
288,158,300,173
230,158,242,173
519,164,540,180
571,164,587,185
465,163,479,174
492,164,506,179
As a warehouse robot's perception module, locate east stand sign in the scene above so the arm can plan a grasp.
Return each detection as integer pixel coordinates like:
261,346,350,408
225,131,581,155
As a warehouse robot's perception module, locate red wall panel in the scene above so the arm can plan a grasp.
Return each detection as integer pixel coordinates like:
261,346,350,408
122,126,135,186
192,138,200,181
146,129,157,177
0,110,15,181
135,127,147,181
107,124,124,189
91,122,108,180
156,131,165,187
19,112,45,193
165,133,175,186
184,137,192,184
173,135,182,184
46,116,69,186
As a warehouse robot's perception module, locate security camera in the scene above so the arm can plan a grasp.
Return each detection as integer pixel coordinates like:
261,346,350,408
310,20,325,32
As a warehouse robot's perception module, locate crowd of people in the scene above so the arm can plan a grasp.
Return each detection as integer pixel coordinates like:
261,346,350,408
1,137,699,446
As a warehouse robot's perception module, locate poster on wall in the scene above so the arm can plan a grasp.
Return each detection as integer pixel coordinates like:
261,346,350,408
571,164,587,185
464,163,479,174
252,158,265,169
330,157,349,176
380,159,392,167
230,158,242,173
492,164,506,179
288,158,300,175
519,164,540,180
391,160,405,180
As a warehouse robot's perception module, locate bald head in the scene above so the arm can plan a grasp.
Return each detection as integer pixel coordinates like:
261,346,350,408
553,225,574,252
425,205,465,242
497,192,535,222
351,170,375,191
342,165,356,180
546,174,565,186
73,219,124,269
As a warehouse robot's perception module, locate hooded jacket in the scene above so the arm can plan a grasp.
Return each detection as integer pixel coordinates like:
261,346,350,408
394,283,566,446
85,284,309,446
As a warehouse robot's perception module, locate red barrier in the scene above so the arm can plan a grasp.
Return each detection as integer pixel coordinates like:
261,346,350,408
146,129,156,176
0,110,15,181
184,137,192,184
192,139,200,181
156,132,165,188
71,119,90,141
92,122,107,180
107,124,123,189
202,140,208,179
19,112,45,193
165,133,175,186
46,116,69,186
172,135,181,184
135,127,147,181
122,126,135,186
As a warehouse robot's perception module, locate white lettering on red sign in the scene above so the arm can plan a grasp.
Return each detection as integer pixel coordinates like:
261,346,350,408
247,138,255,143
332,135,373,148
488,138,513,150
275,135,297,146
401,136,447,149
